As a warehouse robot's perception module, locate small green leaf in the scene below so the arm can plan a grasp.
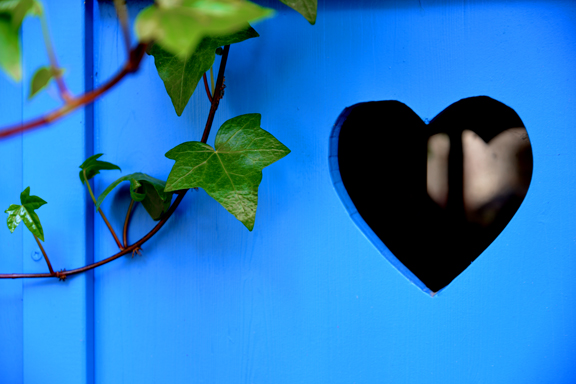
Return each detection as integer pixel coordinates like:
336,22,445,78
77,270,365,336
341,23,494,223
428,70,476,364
5,186,47,241
135,0,272,59
79,154,121,184
279,0,317,24
96,173,174,221
165,113,290,230
28,66,61,99
148,25,259,116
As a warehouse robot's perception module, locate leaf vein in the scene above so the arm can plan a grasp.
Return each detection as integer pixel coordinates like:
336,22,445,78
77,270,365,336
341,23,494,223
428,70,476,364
215,152,247,214
172,153,215,186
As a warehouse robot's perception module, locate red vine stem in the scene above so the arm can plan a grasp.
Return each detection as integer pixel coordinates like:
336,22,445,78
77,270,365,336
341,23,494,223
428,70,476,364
0,191,187,279
0,43,147,140
98,207,124,250
123,200,141,256
33,234,54,275
39,13,71,102
84,169,124,250
210,66,215,97
113,0,132,57
201,45,229,143
123,199,135,248
203,73,213,103
0,44,232,280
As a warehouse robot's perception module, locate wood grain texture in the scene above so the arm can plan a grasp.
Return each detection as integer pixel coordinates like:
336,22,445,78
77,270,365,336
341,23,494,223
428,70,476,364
2,0,576,383
89,0,576,382
0,41,24,384
21,1,94,383
88,0,576,382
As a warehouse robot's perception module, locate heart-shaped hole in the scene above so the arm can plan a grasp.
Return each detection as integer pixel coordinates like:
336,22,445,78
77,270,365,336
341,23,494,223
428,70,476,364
330,96,533,293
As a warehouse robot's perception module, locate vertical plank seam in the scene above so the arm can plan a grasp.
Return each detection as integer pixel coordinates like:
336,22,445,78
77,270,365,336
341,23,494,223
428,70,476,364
84,1,96,383
20,19,25,384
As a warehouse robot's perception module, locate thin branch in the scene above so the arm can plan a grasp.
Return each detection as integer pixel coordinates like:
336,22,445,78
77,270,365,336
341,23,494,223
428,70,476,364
98,207,124,250
123,199,141,256
0,41,233,280
210,66,215,97
123,199,135,248
84,169,124,250
201,45,230,144
0,191,187,279
33,235,55,275
203,73,213,103
83,170,98,205
0,43,147,140
113,0,132,57
39,13,71,102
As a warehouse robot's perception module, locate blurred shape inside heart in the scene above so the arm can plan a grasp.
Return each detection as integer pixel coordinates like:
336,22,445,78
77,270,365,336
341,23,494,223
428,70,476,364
333,96,533,293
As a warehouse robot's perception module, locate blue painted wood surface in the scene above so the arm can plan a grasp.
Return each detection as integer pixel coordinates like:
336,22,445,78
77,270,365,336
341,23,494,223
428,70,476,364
2,0,576,383
0,43,24,384
0,1,94,383
22,1,94,383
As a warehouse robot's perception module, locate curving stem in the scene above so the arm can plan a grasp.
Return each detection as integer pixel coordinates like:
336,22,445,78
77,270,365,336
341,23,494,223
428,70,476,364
0,191,187,279
0,43,147,140
203,73,213,103
0,39,233,280
33,234,55,275
201,45,230,143
84,169,124,250
123,199,134,248
113,0,132,57
39,12,71,102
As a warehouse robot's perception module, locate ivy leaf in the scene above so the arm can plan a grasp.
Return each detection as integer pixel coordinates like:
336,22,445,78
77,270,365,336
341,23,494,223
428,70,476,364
148,25,259,116
79,154,121,184
10,0,41,28
279,0,316,24
96,173,174,221
165,113,290,230
0,14,21,80
5,186,47,241
28,66,62,99
0,0,42,81
0,0,41,27
135,0,272,59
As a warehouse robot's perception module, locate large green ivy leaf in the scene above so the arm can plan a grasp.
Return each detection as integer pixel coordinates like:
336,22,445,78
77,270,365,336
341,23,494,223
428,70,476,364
279,0,316,24
79,154,121,184
5,186,47,241
149,25,258,116
165,113,290,230
96,173,174,221
135,0,272,59
0,0,42,81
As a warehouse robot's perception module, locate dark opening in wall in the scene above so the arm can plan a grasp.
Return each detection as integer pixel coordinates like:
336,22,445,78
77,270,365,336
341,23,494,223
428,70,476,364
335,96,533,292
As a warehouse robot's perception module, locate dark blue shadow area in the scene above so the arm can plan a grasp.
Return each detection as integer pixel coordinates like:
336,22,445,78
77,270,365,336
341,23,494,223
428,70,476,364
253,0,561,11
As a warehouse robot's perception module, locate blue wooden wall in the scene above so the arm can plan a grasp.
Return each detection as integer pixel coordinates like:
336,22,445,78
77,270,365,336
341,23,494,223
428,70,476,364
0,1,93,383
1,0,576,382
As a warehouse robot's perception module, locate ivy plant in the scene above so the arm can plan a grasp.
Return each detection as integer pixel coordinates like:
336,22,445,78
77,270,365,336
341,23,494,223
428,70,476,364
148,25,259,115
0,0,317,280
165,113,290,230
